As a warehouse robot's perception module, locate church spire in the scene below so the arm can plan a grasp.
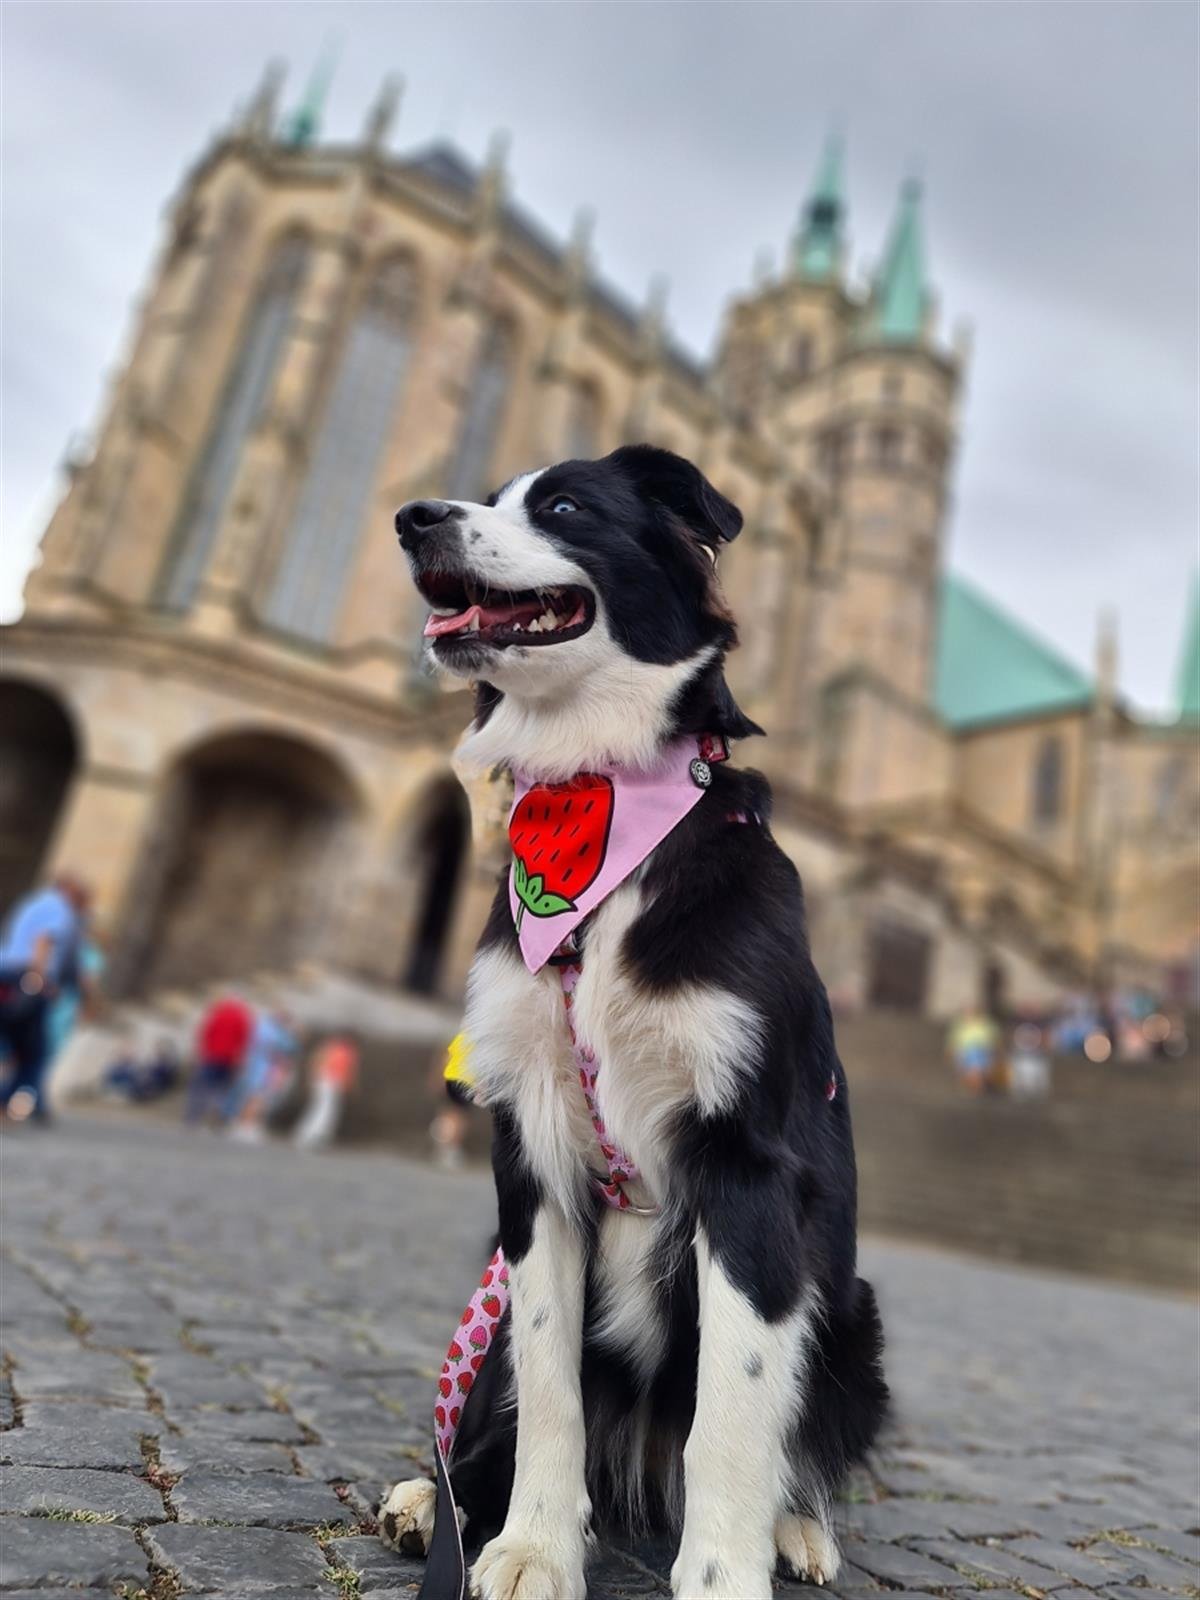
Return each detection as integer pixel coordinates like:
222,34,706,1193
282,42,339,148
872,178,929,342
793,132,845,282
1176,572,1200,723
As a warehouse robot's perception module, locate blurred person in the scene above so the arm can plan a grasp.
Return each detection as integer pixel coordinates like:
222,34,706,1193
293,1030,360,1151
106,1037,182,1104
45,925,106,1068
948,1006,999,1095
1009,1015,1051,1099
186,993,253,1126
0,872,91,1124
229,1007,298,1143
429,1031,474,1170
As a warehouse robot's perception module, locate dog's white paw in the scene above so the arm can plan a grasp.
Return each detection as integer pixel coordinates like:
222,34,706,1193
775,1512,842,1586
378,1476,438,1555
671,1550,773,1600
470,1529,587,1600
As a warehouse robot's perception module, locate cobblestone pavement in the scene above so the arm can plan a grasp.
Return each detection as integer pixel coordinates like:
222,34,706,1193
1,1116,1196,1599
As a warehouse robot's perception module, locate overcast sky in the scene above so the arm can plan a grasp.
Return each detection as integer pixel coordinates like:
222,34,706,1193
3,2,1197,713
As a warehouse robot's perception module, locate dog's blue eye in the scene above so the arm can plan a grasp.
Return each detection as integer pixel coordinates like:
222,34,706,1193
550,498,577,514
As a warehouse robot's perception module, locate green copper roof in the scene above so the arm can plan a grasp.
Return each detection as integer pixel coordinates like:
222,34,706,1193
934,575,1093,730
872,179,928,342
282,44,338,148
1176,573,1200,722
794,134,844,282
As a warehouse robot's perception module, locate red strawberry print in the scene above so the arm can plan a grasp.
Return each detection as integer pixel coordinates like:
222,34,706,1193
509,775,614,931
460,1308,472,1326
435,1404,446,1429
471,1353,486,1372
450,1406,461,1427
469,1324,488,1349
481,1269,493,1287
438,1377,452,1398
456,1372,474,1394
499,1266,509,1287
447,1341,463,1362
480,1293,502,1319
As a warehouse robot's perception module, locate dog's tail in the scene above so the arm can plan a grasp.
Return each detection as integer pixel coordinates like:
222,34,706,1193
795,1277,889,1492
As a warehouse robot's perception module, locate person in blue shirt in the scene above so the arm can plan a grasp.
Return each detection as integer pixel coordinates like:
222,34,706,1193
0,873,92,1123
228,1008,298,1144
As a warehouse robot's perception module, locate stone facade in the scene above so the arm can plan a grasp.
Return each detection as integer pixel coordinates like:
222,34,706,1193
3,74,1195,1014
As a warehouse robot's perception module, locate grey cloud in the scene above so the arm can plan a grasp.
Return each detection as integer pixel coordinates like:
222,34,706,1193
2,1,1196,710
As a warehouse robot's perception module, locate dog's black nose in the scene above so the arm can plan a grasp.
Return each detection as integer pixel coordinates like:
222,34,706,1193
396,498,457,552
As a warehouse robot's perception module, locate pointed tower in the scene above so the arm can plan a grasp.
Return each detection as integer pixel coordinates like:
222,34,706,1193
282,45,339,148
716,134,852,431
802,173,960,711
870,178,928,342
362,75,403,154
1175,573,1200,722
793,134,845,282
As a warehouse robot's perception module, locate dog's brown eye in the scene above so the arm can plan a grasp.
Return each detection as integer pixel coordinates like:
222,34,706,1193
549,497,578,514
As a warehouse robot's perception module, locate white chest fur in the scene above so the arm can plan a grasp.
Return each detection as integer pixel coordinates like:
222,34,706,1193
463,883,765,1213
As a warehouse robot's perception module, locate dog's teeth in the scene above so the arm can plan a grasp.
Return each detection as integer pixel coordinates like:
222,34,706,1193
537,609,557,630
525,618,539,633
465,616,480,633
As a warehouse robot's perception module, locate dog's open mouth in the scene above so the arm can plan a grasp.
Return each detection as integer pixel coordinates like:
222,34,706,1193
419,573,594,648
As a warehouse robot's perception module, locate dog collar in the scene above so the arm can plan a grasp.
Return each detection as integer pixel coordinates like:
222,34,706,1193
508,734,728,973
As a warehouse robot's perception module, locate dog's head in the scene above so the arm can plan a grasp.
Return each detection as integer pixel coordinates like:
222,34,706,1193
396,445,761,776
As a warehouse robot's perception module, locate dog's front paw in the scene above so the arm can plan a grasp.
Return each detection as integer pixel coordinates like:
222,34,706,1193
671,1549,773,1600
776,1513,841,1586
470,1528,587,1600
378,1477,438,1556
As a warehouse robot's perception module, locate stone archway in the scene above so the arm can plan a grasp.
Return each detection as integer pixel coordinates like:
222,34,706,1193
124,729,362,996
0,680,80,915
401,775,471,996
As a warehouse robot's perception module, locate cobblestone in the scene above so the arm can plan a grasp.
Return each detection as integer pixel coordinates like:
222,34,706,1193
0,1517,147,1588
142,1523,332,1590
0,1462,165,1522
1,1116,1195,1598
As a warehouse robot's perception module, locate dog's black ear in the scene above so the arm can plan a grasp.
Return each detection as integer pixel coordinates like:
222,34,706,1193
608,445,744,550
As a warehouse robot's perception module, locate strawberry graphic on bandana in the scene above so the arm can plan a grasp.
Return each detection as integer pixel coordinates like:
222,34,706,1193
509,775,614,932
506,739,721,973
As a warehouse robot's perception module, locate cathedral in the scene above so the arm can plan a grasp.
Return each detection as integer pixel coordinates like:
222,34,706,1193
3,66,1196,1015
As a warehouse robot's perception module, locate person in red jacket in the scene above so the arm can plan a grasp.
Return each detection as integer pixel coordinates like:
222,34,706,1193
185,995,253,1126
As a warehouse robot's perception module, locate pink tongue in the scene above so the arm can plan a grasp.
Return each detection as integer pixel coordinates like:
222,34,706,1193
423,600,541,638
424,604,482,638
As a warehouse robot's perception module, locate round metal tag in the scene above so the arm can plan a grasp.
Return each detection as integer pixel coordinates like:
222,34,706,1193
689,757,712,789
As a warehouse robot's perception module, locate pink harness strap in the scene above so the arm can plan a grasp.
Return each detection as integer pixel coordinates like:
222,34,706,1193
434,958,649,1461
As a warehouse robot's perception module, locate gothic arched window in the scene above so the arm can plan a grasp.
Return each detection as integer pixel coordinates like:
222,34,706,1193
264,255,419,641
159,231,309,608
1031,735,1064,827
565,381,602,460
446,319,516,499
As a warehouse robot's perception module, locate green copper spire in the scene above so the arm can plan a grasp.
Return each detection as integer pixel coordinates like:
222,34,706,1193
282,42,339,148
1175,573,1200,722
872,178,928,342
794,133,845,281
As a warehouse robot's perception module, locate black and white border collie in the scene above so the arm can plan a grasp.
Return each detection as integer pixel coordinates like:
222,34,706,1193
381,447,887,1600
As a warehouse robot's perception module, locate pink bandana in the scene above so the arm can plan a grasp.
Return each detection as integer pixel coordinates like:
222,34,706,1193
508,734,726,973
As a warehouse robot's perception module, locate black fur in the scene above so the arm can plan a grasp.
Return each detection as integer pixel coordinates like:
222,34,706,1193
452,760,887,1544
396,446,886,1574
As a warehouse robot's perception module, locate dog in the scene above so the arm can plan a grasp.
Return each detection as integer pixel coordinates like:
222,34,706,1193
380,446,887,1600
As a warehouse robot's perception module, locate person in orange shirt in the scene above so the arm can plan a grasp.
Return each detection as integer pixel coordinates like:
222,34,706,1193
293,1030,360,1151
